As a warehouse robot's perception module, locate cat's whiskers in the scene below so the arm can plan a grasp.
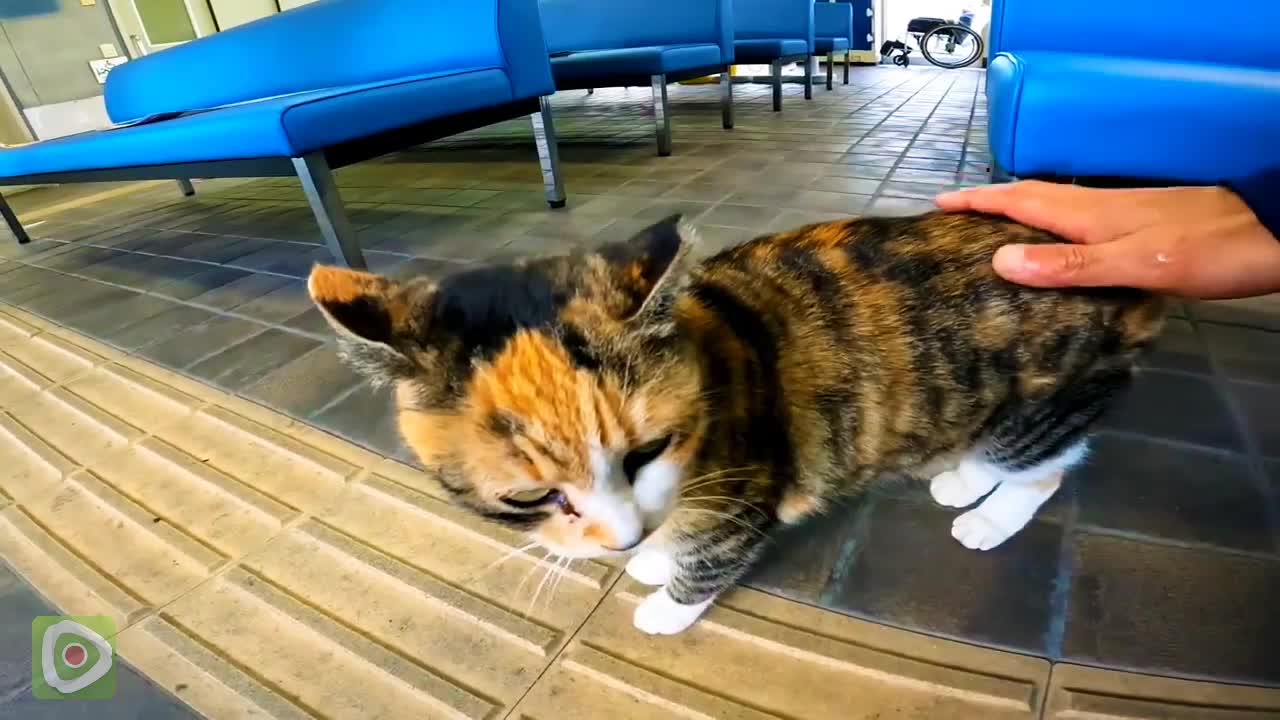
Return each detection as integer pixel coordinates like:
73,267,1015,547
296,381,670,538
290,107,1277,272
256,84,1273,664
525,556,560,618
674,507,767,537
470,541,539,582
543,556,573,613
681,494,770,518
512,548,551,607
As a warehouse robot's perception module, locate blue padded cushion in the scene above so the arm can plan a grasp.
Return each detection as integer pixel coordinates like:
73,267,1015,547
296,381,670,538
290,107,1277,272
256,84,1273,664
734,0,813,48
814,38,850,53
538,0,733,65
987,51,1280,184
989,0,1279,68
0,69,511,178
551,45,723,86
104,0,551,123
734,39,809,63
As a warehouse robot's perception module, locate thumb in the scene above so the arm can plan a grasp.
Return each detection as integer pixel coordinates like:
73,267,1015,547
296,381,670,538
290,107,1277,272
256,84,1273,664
993,243,1127,289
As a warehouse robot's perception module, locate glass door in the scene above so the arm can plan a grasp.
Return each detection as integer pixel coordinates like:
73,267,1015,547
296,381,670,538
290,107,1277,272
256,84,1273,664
127,0,215,55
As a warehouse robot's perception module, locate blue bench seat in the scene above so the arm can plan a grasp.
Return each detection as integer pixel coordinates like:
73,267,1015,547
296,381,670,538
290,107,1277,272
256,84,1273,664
550,45,724,87
0,0,566,269
733,0,815,111
538,0,735,155
814,0,854,89
0,68,513,179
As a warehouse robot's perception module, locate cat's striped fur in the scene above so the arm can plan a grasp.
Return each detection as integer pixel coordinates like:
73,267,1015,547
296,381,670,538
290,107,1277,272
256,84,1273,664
308,212,1165,634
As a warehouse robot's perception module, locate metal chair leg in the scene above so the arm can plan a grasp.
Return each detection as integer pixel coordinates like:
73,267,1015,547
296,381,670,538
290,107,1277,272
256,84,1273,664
651,74,671,156
292,152,366,269
0,191,29,245
530,96,566,208
804,56,814,99
176,178,195,197
844,53,850,84
771,59,783,111
826,52,834,90
720,69,734,129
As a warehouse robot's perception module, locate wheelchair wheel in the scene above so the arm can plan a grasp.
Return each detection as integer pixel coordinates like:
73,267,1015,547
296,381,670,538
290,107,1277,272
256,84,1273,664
893,54,909,67
919,24,982,69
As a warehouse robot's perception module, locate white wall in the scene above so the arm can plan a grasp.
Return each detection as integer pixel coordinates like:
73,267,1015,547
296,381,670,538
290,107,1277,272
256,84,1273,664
883,0,988,45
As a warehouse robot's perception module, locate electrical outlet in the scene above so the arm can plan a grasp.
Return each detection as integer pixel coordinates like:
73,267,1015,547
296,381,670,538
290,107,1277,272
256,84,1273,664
99,43,119,58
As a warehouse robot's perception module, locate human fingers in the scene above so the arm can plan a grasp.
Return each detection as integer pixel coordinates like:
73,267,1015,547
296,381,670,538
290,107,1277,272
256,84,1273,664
937,181,1136,244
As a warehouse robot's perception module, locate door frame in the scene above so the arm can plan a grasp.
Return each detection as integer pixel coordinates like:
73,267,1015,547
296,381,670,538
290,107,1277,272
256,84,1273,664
114,0,217,55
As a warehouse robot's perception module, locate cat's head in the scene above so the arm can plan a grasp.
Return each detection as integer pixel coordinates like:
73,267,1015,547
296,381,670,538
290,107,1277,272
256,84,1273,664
308,216,705,559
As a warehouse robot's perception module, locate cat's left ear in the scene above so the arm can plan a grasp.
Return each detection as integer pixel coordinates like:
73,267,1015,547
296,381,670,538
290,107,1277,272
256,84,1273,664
598,214,696,321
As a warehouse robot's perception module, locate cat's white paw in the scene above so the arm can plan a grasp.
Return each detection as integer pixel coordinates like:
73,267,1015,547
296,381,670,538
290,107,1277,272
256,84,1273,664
951,507,1016,551
930,469,995,508
625,549,673,586
632,589,713,635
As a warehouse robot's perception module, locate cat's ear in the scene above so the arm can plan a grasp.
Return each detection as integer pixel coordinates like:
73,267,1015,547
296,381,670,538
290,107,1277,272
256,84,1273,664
307,265,436,385
597,214,695,321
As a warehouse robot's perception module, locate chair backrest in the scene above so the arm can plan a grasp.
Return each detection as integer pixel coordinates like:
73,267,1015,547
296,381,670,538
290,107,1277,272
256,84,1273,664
537,0,733,64
990,0,1280,69
734,0,814,49
106,0,538,123
815,2,853,43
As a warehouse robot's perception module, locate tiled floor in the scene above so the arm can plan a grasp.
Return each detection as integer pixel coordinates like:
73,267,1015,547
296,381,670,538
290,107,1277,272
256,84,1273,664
2,64,1278,699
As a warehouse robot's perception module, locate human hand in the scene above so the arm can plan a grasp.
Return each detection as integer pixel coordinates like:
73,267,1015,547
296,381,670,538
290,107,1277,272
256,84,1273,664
935,181,1280,299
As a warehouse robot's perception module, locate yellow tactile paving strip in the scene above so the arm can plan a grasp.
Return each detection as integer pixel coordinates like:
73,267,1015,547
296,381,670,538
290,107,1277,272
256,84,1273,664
1,301,1277,719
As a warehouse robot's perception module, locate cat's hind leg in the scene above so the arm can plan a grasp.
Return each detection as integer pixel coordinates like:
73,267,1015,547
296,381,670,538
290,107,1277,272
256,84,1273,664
948,367,1131,550
949,444,1082,550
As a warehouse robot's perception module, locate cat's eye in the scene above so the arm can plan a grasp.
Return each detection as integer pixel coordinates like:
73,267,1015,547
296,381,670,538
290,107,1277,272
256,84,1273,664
623,435,673,484
502,488,560,509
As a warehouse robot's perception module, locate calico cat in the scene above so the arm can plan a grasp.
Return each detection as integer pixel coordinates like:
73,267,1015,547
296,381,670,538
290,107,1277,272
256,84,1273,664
307,212,1165,635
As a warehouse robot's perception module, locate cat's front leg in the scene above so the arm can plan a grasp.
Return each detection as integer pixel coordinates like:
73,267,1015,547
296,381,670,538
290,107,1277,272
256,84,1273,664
630,533,767,635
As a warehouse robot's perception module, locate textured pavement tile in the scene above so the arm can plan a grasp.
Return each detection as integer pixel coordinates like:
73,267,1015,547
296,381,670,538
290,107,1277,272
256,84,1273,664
240,343,364,420
137,315,270,370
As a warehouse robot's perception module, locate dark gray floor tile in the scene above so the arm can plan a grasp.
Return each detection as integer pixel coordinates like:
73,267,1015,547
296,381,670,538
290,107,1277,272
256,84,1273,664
284,307,333,337
1191,295,1280,332
743,497,866,602
811,176,882,195
160,234,266,265
187,328,323,392
185,272,291,311
1138,317,1209,374
1064,532,1280,684
229,281,312,324
1101,370,1245,451
225,242,328,278
1201,323,1280,384
699,204,779,229
1230,381,1280,459
77,252,207,293
149,266,251,302
105,304,217,351
310,383,402,458
1,661,198,719
0,559,56,700
1076,433,1273,552
827,496,1063,654
240,343,365,419
137,315,269,370
23,281,136,324
59,291,179,340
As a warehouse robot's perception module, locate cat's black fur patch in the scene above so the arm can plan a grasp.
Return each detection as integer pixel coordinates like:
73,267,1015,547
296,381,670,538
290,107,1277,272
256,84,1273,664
431,264,568,359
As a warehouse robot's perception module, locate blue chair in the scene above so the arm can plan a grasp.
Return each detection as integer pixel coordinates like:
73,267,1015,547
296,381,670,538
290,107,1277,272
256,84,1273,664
814,2,852,91
986,0,1280,184
0,0,563,269
537,0,735,155
733,0,815,111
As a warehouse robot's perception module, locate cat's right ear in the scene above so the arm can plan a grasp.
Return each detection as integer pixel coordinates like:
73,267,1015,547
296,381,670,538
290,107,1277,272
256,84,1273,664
307,265,435,385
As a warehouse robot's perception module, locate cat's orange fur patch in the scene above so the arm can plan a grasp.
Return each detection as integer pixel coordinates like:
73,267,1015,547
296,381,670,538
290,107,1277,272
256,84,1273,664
307,265,389,304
